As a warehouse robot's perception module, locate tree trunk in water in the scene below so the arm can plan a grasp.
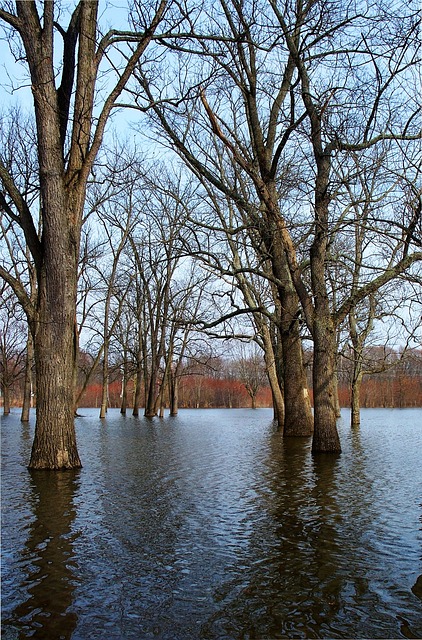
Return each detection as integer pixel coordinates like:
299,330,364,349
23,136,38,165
21,334,34,422
311,316,341,453
132,369,142,417
120,371,128,415
2,384,10,415
279,289,313,437
265,219,313,437
351,369,363,428
332,348,341,417
309,143,341,453
99,342,109,419
156,376,167,418
29,267,81,469
169,373,179,416
333,372,341,418
144,366,158,417
265,352,285,427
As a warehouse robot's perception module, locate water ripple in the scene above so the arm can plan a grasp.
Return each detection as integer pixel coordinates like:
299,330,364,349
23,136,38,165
1,408,422,639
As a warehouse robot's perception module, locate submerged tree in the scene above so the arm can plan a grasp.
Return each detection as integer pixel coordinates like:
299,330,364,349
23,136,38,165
0,0,167,468
136,0,420,451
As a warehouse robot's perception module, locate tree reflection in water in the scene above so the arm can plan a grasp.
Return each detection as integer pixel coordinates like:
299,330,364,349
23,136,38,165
200,435,364,639
5,470,80,639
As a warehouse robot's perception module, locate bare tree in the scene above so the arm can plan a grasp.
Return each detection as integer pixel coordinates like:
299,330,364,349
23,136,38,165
235,342,267,409
0,0,167,467
185,184,289,425
135,0,420,451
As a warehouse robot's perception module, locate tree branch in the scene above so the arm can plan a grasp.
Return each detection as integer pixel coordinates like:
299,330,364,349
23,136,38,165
0,161,43,272
335,252,422,325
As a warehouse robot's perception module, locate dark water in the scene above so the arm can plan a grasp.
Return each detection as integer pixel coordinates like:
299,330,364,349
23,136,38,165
1,408,421,639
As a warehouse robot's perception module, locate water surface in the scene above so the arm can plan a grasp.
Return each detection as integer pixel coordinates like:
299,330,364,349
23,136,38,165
1,408,422,638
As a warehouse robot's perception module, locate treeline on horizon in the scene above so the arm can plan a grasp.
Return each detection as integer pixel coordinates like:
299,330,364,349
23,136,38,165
3,347,421,413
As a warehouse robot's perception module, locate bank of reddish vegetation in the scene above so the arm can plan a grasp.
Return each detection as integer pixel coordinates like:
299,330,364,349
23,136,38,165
78,373,422,410
2,350,421,411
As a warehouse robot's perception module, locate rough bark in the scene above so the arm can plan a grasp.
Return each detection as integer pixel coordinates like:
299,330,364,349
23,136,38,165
278,287,313,437
265,212,313,437
31,263,81,468
311,305,341,453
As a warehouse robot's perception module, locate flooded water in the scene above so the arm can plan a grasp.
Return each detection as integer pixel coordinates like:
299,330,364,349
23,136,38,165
1,408,421,639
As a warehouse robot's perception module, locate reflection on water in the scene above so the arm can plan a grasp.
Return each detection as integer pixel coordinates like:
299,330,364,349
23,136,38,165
1,408,422,639
2,467,80,639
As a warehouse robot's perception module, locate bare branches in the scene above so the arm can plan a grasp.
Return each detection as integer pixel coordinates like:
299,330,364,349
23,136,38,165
0,161,42,272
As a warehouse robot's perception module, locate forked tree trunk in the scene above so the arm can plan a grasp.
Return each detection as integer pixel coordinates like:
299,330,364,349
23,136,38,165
271,242,313,437
1,0,167,468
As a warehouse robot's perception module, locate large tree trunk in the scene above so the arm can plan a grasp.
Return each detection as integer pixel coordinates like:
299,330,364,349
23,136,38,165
308,122,341,453
279,288,313,437
144,365,158,417
29,260,81,469
269,234,313,437
310,287,342,453
21,1,87,468
282,329,313,436
1,0,166,468
311,304,341,454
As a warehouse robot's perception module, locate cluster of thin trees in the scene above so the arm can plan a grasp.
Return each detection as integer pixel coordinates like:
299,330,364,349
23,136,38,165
0,0,420,468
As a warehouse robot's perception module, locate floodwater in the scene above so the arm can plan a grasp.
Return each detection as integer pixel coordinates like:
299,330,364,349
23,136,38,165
1,408,421,639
